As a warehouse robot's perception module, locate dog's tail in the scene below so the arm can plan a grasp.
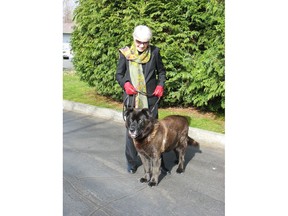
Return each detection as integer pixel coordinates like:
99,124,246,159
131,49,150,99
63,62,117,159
188,136,199,146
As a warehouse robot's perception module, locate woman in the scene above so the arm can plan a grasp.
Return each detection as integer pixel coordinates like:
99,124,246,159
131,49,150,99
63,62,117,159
116,25,167,173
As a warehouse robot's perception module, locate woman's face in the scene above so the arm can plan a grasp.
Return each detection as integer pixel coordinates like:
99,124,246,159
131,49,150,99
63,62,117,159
134,39,149,52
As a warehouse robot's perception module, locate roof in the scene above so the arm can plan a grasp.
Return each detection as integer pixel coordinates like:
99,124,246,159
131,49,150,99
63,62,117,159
63,22,74,34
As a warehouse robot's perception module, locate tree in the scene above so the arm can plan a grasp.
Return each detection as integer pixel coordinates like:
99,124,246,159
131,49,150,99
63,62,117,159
63,0,75,23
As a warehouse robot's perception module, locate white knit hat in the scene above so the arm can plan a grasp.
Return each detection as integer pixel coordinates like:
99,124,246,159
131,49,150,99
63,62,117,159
132,25,152,42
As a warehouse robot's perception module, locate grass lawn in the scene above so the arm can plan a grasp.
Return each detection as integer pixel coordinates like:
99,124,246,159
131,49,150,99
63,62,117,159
63,70,225,134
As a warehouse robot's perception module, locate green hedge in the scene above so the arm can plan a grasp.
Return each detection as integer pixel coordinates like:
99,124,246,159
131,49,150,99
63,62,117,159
71,0,225,113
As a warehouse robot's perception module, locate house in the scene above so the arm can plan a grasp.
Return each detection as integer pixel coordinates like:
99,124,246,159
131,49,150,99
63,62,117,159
63,22,74,59
63,22,74,43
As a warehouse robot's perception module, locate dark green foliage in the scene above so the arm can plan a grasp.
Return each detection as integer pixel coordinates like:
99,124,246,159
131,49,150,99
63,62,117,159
71,0,225,112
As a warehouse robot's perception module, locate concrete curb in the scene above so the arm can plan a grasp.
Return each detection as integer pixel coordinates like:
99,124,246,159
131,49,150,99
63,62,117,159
63,100,225,147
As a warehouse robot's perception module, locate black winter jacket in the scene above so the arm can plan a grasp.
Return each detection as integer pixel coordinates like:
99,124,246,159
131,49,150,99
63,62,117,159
116,45,166,107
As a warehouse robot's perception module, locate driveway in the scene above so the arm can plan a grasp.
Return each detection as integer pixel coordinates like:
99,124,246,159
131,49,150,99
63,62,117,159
63,59,73,70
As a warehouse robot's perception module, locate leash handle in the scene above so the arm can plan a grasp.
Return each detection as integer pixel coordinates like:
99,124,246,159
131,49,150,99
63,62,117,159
135,90,153,97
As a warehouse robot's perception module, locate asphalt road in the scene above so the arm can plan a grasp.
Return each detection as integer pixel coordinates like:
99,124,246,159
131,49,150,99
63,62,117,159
63,110,225,216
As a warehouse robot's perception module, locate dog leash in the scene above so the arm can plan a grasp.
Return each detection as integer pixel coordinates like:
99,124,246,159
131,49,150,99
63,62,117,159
122,90,161,121
135,90,161,113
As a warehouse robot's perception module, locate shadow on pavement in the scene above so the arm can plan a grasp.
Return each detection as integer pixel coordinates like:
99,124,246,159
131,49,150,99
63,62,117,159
157,144,202,185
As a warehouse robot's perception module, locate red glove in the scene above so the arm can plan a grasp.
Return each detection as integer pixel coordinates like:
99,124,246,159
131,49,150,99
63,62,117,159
153,85,164,97
124,82,137,95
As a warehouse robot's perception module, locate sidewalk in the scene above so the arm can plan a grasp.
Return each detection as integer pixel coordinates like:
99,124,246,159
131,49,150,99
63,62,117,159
63,100,225,147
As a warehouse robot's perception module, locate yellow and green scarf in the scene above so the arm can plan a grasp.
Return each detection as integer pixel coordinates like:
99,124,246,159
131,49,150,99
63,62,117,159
120,43,151,108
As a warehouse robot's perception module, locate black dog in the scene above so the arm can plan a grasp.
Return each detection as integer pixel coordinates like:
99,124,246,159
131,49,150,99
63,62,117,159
125,108,199,187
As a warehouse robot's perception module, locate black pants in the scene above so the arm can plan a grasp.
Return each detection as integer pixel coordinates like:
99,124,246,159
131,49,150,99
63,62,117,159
125,104,158,170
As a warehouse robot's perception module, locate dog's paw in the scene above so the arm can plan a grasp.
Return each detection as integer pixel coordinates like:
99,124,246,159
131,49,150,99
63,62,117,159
148,181,157,187
176,168,184,174
140,178,148,183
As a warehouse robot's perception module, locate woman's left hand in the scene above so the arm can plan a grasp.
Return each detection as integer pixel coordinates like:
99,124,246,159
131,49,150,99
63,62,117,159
153,85,164,97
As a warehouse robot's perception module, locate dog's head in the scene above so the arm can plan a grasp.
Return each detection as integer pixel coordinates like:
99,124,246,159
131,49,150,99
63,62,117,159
124,108,155,140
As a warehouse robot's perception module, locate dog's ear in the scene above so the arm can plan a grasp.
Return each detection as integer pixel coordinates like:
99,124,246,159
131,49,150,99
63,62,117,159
123,107,133,123
124,107,133,118
141,108,152,119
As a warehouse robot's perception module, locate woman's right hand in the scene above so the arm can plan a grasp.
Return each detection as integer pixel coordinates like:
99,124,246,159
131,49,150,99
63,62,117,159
124,82,137,95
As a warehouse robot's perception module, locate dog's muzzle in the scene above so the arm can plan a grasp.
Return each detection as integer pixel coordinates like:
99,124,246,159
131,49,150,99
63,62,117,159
129,130,138,139
128,121,140,139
